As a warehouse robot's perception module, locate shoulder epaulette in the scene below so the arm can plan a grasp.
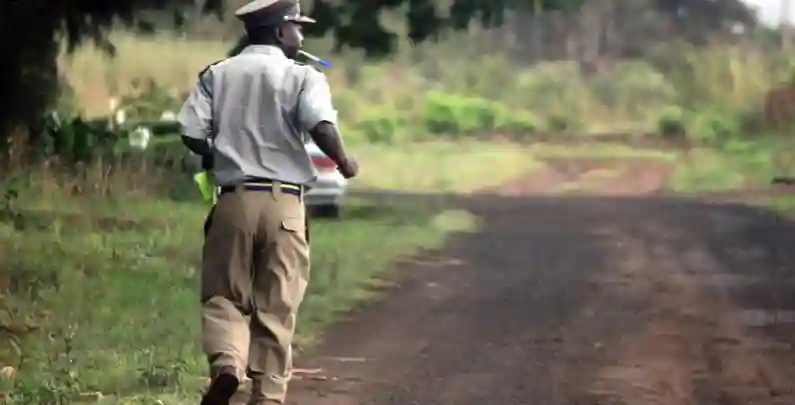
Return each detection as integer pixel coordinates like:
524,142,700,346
198,59,226,78
197,59,225,94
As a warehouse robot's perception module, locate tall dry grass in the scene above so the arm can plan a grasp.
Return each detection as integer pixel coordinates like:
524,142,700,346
58,32,230,117
56,29,795,136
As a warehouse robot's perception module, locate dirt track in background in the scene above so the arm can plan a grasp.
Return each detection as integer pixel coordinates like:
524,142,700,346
273,157,795,404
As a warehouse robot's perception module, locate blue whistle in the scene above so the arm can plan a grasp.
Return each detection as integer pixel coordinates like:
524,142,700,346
298,50,332,69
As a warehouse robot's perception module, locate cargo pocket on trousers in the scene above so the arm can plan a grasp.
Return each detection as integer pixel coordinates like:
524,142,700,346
279,217,310,310
280,217,305,236
280,216,309,254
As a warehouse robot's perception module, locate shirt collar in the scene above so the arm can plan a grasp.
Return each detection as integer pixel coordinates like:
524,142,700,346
241,45,287,58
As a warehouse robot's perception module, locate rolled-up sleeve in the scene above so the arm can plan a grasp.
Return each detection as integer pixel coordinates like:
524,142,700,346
178,69,214,140
297,69,338,133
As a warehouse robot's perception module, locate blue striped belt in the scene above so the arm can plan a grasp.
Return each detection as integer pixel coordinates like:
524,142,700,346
220,177,303,196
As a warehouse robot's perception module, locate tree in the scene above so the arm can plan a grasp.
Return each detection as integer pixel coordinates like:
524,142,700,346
0,0,755,151
1,0,585,152
0,0,224,156
651,0,757,42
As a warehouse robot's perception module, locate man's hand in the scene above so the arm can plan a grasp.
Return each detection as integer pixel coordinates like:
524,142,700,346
338,156,359,179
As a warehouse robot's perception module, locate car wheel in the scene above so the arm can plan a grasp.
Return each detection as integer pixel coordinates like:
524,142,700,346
312,204,341,219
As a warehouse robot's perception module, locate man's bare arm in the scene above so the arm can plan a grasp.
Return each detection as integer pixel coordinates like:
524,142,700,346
308,122,347,165
298,68,358,178
308,122,357,178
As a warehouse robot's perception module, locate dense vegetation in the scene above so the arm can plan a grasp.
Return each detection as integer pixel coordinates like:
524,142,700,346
3,1,795,404
0,0,770,159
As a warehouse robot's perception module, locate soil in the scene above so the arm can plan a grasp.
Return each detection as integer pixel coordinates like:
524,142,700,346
236,155,795,405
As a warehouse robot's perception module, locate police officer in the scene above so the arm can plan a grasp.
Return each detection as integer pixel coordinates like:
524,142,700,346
177,0,358,404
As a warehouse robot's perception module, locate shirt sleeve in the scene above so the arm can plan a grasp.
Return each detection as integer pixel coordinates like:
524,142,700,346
177,68,214,140
296,68,338,133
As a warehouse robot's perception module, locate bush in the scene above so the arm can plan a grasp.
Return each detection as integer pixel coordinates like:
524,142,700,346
591,61,677,114
423,92,463,135
547,113,578,134
118,78,185,123
458,97,500,133
357,110,401,144
422,92,503,137
496,112,540,136
684,108,742,144
34,113,124,164
656,106,686,137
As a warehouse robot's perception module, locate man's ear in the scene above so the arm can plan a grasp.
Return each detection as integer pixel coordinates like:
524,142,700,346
274,26,284,43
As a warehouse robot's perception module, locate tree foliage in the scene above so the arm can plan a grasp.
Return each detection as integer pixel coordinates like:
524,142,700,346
0,0,223,154
0,0,761,152
304,0,585,57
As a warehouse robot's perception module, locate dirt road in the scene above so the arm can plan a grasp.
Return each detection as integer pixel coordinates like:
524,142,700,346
284,158,795,404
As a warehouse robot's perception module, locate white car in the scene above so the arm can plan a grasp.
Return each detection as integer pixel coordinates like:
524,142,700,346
304,141,348,218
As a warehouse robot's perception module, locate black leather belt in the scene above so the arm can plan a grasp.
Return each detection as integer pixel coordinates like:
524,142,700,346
219,177,303,196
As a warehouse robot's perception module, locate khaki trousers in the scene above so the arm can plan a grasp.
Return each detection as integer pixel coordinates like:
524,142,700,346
201,183,309,404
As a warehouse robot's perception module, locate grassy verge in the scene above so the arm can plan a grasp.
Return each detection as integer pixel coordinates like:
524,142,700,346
348,141,681,193
348,141,542,192
0,140,502,404
526,142,679,162
2,133,790,402
0,191,474,404
760,195,795,217
666,138,795,192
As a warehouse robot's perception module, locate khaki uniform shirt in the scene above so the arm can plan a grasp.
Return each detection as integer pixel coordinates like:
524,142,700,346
178,45,338,186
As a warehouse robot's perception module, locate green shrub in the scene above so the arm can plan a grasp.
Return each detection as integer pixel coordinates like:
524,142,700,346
118,78,184,123
739,106,766,133
684,108,741,144
357,110,401,144
422,92,503,136
456,97,500,133
547,113,577,133
656,106,686,136
423,92,463,135
35,113,124,163
591,61,676,112
497,112,540,136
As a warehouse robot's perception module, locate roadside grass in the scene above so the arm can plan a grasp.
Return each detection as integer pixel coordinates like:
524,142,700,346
2,135,789,403
348,141,681,193
0,151,479,403
59,32,230,117
666,139,795,192
0,193,471,403
760,195,795,217
526,142,679,162
348,141,543,193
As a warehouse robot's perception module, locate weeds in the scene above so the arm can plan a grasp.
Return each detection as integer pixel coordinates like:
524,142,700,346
5,15,795,405
0,134,507,403
56,30,794,143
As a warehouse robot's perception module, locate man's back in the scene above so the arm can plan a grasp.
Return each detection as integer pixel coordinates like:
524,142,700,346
207,45,317,186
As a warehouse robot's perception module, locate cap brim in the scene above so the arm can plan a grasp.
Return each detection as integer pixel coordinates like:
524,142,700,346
287,15,316,24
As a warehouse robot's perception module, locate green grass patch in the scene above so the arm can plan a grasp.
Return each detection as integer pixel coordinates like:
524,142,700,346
526,142,679,162
760,195,795,217
347,141,683,194
0,191,474,403
666,140,787,192
349,141,543,192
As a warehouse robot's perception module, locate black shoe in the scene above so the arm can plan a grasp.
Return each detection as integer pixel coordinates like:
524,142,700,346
201,372,240,405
